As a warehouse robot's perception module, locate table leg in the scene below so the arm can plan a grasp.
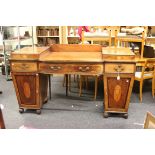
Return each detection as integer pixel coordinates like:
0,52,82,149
48,75,51,100
65,74,68,96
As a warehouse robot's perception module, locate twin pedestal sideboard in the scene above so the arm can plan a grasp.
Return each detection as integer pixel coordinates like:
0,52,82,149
10,44,136,118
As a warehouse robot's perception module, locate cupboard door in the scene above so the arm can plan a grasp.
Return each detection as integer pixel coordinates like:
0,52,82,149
107,77,130,109
104,74,134,113
12,73,40,109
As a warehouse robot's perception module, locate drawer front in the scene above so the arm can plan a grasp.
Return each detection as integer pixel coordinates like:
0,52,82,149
105,63,135,73
11,62,38,72
39,63,103,75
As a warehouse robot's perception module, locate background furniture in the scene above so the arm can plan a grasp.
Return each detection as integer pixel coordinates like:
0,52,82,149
135,58,155,102
144,112,155,129
36,26,61,45
143,45,155,58
114,28,146,58
0,26,35,80
153,67,155,98
82,27,112,46
66,26,80,44
79,27,112,100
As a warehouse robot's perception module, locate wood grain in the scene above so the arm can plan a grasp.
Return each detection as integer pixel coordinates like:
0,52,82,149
50,44,102,52
10,46,50,60
107,77,130,109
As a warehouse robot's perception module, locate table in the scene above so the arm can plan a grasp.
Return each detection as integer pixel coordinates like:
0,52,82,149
82,30,112,46
115,31,145,58
10,44,136,118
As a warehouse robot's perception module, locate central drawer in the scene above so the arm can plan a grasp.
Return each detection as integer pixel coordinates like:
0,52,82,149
39,63,103,75
11,62,38,72
105,63,135,74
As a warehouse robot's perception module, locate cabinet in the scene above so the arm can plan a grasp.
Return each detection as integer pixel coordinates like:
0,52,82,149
36,26,61,46
102,47,135,118
10,47,50,114
11,72,48,114
1,26,35,80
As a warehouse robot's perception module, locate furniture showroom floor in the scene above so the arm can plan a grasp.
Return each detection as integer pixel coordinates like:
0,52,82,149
1,74,155,129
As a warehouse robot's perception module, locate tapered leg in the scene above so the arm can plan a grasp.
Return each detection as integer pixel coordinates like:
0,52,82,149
65,74,68,96
74,75,76,82
63,75,66,87
69,75,71,92
139,81,143,103
48,75,51,100
85,76,89,90
79,75,83,97
77,75,79,88
94,76,98,100
152,77,155,98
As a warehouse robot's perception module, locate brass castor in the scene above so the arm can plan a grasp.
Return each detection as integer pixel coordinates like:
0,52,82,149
123,113,128,119
36,109,41,115
103,112,109,118
19,108,24,113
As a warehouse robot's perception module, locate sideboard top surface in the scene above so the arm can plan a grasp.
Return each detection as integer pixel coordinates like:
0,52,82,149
10,44,136,62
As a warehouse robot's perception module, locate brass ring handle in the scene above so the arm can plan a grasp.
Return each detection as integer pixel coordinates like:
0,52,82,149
114,65,124,73
78,66,90,72
50,66,61,71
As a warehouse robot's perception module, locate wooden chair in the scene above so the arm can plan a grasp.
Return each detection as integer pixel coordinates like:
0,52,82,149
0,104,5,129
79,75,99,100
135,58,155,102
144,112,155,129
79,28,111,100
82,27,112,46
115,27,146,58
63,74,75,93
152,67,155,98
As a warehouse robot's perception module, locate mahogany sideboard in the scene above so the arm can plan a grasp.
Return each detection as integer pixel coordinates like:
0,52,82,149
10,44,136,118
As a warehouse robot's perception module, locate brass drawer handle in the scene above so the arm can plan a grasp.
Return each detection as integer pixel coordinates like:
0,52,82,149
50,66,61,71
114,65,124,73
78,66,90,72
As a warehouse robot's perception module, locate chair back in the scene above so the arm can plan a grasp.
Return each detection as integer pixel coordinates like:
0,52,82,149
144,112,155,129
140,58,155,79
0,105,5,129
143,45,155,58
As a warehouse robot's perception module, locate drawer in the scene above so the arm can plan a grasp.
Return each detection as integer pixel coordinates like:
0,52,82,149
105,63,135,73
11,62,38,72
39,63,103,75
